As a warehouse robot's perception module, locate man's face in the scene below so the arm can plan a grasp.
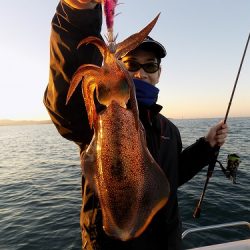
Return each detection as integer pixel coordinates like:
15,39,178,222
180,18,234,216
120,49,161,86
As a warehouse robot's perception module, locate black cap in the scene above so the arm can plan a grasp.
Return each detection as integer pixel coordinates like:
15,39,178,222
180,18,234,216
135,36,167,59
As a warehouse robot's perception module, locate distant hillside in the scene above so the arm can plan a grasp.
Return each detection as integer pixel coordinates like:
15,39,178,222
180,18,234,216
0,119,52,126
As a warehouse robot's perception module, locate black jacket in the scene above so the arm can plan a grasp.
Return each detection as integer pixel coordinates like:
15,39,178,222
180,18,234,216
44,2,216,249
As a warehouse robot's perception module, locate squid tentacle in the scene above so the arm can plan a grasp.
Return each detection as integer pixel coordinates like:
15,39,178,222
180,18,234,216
83,75,99,129
116,13,160,59
66,64,100,103
66,64,98,104
78,37,107,58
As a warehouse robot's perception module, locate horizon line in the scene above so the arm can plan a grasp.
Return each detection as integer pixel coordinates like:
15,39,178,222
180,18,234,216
0,115,249,123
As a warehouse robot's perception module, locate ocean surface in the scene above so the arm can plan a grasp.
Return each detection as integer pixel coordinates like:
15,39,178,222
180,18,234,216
0,117,249,249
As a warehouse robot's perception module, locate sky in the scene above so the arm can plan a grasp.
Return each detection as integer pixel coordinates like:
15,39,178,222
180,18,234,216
0,0,249,120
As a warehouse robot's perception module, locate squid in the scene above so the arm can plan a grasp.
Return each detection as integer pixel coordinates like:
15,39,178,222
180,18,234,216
66,0,170,241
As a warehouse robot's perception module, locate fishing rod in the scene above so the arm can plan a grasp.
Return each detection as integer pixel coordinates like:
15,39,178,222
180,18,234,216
193,32,250,219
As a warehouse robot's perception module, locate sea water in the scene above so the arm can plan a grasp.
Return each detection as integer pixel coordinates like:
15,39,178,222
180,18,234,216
0,117,249,249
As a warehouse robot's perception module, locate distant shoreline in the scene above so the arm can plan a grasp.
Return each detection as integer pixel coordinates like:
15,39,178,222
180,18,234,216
0,116,249,127
0,119,52,126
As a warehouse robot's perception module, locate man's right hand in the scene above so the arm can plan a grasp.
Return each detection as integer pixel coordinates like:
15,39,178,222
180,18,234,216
63,0,101,9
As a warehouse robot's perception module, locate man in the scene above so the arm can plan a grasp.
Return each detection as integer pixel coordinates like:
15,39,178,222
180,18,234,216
44,1,228,249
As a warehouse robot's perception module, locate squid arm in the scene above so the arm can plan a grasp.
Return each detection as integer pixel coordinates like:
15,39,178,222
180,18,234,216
78,36,108,58
116,13,160,59
66,64,101,129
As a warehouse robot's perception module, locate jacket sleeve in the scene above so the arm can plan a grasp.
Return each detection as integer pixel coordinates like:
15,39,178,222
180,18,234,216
43,1,103,147
178,137,217,186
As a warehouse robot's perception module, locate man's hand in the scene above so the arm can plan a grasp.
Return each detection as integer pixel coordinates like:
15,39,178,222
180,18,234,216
63,0,101,9
205,120,228,147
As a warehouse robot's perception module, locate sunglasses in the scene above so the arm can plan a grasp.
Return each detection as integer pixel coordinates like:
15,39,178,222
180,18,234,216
122,60,160,73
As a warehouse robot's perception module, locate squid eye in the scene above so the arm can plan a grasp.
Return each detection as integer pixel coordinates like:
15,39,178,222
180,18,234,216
97,83,110,105
119,79,129,94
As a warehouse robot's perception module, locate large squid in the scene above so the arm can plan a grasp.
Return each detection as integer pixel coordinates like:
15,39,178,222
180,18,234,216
66,0,170,241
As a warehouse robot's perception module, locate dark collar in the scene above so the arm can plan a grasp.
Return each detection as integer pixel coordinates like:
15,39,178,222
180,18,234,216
138,103,162,127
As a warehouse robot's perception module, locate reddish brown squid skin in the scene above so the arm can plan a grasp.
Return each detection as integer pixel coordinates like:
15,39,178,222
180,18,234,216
83,101,170,241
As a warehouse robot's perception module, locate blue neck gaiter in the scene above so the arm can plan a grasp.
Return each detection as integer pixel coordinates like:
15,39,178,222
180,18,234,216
133,79,159,107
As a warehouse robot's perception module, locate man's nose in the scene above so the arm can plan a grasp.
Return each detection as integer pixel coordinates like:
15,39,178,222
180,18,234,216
133,68,147,79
